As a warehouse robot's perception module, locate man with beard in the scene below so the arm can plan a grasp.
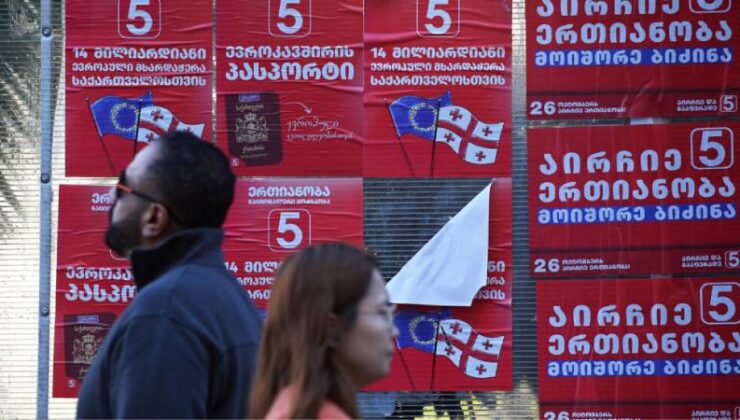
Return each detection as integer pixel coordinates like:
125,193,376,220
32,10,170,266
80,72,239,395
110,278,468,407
77,131,262,419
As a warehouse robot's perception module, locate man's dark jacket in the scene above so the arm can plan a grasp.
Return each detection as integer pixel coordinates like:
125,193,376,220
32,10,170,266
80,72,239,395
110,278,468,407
77,228,262,419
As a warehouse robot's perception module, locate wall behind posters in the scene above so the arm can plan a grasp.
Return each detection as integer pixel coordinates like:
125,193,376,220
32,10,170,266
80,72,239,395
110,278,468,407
13,0,740,419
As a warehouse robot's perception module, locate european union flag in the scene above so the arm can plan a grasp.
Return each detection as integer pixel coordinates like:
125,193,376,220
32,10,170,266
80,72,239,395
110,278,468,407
394,308,451,353
388,92,452,140
90,92,154,139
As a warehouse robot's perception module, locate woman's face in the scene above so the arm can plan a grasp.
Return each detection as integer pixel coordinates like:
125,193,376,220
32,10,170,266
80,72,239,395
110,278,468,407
335,269,399,389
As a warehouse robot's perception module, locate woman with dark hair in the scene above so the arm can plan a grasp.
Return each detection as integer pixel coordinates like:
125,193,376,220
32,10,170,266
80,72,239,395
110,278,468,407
249,242,399,419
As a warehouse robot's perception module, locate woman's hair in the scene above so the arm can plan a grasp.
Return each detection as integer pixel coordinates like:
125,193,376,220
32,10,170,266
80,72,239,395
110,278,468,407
248,242,378,419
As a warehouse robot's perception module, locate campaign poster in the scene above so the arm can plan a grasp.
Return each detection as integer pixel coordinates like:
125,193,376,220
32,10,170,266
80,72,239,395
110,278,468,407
53,179,363,396
364,0,512,177
65,0,213,177
370,178,512,391
529,123,739,278
541,403,740,420
216,1,363,176
54,185,133,397
221,178,364,311
538,278,740,403
526,0,740,120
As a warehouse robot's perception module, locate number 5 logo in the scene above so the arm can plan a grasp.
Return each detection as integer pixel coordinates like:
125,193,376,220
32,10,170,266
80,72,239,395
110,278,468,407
118,0,161,39
268,209,311,251
726,251,740,269
268,0,311,38
720,95,738,113
700,282,740,325
417,0,460,37
690,127,734,170
690,0,731,13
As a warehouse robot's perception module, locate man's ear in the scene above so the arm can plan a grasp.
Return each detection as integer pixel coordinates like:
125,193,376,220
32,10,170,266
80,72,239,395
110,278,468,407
140,202,173,240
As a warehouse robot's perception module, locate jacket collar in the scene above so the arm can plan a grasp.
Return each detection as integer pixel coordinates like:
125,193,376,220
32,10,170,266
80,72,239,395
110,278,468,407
129,228,225,290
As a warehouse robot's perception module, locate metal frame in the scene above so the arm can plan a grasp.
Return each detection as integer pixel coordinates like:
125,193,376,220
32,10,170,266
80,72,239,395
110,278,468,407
37,0,53,417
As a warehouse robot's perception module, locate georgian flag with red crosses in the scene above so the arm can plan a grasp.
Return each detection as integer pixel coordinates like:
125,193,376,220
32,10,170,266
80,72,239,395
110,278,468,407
436,318,503,378
136,105,205,143
434,105,503,165
394,309,504,379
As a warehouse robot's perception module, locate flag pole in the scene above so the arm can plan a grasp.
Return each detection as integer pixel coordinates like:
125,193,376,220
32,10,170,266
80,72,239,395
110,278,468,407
394,338,417,391
429,98,442,178
85,97,117,176
430,311,442,391
384,97,417,177
132,98,144,157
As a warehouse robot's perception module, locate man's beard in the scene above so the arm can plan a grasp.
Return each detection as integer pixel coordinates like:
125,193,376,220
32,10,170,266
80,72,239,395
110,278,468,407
104,214,142,258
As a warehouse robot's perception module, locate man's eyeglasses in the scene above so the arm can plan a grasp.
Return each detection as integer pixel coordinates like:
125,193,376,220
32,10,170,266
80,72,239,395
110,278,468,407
115,171,182,225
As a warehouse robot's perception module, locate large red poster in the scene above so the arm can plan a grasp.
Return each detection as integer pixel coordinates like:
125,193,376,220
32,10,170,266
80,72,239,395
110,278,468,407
527,0,740,120
54,185,132,397
538,278,740,403
216,1,363,176
54,179,363,397
364,0,512,177
65,0,213,177
529,123,739,278
221,178,364,311
370,178,513,391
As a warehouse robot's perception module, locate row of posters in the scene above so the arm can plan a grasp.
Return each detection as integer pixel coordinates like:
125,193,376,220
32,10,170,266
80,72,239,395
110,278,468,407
65,0,512,177
65,0,740,177
54,179,513,397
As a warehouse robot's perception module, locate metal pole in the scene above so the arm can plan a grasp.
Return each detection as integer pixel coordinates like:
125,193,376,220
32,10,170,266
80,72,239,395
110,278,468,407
37,0,53,417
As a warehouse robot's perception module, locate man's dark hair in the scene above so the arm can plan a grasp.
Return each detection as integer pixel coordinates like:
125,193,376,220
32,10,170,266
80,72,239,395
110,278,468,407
146,131,235,228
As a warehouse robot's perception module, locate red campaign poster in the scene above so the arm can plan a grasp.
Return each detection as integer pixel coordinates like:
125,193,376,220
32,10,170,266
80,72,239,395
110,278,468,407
529,123,739,278
541,403,740,420
221,178,363,311
526,0,740,120
54,179,363,397
65,0,212,177
216,1,363,176
537,277,740,403
370,178,512,391
54,185,133,397
364,0,512,177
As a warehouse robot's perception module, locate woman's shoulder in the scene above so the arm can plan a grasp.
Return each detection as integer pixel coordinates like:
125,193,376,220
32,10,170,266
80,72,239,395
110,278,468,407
317,400,352,419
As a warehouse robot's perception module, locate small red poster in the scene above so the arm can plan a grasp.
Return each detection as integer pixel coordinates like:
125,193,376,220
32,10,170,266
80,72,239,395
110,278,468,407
221,178,364,311
216,1,363,176
529,123,739,278
54,185,133,397
538,277,740,403
526,0,740,120
65,0,213,177
370,178,513,391
364,0,512,177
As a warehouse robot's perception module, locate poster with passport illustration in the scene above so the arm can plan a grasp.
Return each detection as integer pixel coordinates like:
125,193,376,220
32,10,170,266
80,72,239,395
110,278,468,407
216,0,363,176
54,186,133,397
